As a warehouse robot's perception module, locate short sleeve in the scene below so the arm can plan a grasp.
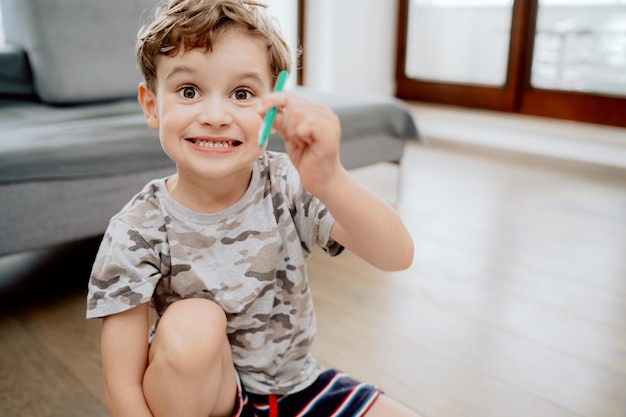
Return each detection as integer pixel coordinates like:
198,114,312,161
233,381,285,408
273,155,344,257
86,218,164,319
317,209,344,256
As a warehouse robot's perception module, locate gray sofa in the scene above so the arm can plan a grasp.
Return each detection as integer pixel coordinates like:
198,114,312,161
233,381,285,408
0,0,420,295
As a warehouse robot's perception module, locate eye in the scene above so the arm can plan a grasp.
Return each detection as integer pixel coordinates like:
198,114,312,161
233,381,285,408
231,88,253,101
178,86,199,99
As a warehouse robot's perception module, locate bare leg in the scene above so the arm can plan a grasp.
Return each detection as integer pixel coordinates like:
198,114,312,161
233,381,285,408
367,394,422,417
143,298,238,417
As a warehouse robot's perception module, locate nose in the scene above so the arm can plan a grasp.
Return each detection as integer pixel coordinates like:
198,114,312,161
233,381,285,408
197,96,232,127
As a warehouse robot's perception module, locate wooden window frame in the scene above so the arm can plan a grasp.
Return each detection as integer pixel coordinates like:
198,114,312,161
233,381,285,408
297,0,305,86
395,0,626,128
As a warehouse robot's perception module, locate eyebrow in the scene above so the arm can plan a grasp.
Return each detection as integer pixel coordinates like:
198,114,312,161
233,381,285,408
165,66,268,87
237,71,268,86
164,65,196,81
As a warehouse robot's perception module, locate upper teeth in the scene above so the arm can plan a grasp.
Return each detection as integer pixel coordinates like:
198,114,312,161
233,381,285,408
197,140,231,148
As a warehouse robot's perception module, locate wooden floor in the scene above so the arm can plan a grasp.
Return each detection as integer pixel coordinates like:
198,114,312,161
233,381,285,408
1,136,625,416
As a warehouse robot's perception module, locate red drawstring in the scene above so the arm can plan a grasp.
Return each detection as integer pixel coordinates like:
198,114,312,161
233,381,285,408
268,394,278,417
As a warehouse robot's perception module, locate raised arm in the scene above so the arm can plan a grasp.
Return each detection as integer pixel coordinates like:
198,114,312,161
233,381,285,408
101,303,154,417
324,168,413,271
258,93,414,271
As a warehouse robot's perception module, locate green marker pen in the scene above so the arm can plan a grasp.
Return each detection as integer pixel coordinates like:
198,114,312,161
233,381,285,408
258,70,289,148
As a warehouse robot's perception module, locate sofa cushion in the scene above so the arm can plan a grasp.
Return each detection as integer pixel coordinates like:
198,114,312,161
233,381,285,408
0,98,169,183
0,0,158,104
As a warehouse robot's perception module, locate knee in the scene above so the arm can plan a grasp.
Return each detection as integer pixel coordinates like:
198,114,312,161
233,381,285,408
151,298,228,373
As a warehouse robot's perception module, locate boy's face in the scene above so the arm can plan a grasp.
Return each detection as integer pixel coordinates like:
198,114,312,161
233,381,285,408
139,28,273,184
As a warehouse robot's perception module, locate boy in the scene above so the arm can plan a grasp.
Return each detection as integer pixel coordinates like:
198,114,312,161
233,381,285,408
86,0,416,416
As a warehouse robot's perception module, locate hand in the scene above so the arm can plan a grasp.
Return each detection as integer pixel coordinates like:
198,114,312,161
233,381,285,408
259,92,414,271
258,92,342,198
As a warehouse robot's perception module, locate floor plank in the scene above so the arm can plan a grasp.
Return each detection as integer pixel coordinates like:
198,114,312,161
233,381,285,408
0,300,108,417
19,292,107,407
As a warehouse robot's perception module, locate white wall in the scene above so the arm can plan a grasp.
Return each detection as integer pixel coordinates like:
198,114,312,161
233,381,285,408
303,0,398,96
266,0,299,89
0,5,4,46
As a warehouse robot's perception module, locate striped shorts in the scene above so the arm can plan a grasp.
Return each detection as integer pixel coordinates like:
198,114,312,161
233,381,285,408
233,369,381,417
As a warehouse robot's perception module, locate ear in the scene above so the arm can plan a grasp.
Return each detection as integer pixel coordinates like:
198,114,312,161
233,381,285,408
138,82,160,130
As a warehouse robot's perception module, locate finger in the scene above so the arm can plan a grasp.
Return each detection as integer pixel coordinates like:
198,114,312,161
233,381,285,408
291,119,316,146
256,92,290,116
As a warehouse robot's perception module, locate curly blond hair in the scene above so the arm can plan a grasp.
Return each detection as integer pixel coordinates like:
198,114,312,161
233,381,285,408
137,0,292,92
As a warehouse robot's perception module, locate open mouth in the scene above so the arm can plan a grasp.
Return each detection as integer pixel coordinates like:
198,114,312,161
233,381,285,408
187,138,243,149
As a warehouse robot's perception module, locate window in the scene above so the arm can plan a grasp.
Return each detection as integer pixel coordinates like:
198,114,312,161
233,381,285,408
396,0,626,127
405,0,514,86
532,0,626,96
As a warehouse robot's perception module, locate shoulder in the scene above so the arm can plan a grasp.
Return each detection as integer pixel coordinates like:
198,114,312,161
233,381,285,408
112,178,168,222
105,178,170,244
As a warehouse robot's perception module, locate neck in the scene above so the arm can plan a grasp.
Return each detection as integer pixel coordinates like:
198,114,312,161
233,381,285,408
166,167,253,214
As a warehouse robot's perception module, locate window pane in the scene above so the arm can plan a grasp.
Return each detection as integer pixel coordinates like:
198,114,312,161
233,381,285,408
531,2,626,97
404,0,513,86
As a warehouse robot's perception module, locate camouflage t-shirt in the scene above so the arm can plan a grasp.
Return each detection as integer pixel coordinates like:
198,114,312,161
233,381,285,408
86,151,343,395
